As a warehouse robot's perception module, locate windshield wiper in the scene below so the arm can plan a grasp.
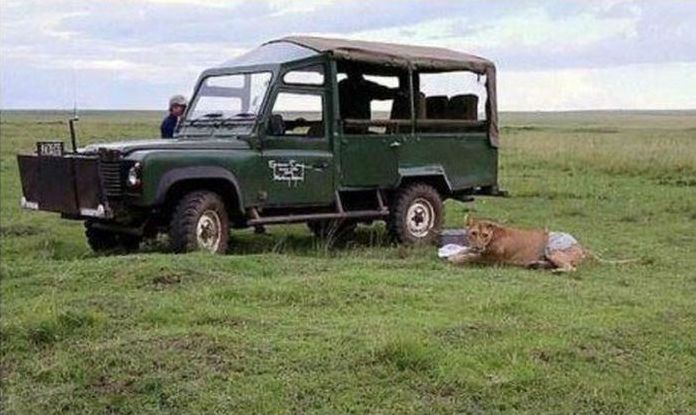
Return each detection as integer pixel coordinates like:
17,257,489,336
183,112,225,126
186,112,257,126
231,112,256,119
219,113,258,126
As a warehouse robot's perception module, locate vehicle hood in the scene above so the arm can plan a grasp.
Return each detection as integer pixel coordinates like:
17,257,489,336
81,138,251,155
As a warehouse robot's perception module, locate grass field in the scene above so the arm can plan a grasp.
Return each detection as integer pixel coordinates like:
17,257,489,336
1,110,695,414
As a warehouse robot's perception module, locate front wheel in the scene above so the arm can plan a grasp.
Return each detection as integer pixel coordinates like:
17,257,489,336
169,191,229,254
388,183,443,245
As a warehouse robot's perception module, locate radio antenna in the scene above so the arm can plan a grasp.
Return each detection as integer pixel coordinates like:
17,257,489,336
69,64,80,152
71,65,79,120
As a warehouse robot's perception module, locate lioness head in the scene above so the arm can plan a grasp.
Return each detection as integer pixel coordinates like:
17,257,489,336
466,217,498,253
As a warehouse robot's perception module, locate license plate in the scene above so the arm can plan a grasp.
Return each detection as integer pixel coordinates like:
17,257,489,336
37,141,64,157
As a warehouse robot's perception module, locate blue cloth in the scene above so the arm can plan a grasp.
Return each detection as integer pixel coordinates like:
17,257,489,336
545,232,579,257
438,244,470,258
160,114,178,138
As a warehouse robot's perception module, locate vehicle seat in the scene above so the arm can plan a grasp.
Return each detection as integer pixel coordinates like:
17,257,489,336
388,92,427,121
448,94,479,120
307,123,324,138
416,92,427,119
390,93,410,120
425,96,449,119
380,92,428,133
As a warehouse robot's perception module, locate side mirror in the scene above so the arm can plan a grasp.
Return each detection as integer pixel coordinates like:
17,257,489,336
268,114,285,136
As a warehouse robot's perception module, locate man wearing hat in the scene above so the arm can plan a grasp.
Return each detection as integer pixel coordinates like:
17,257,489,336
160,95,187,138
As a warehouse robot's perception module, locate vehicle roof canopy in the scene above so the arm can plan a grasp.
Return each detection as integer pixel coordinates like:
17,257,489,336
266,36,499,147
215,36,499,147
266,36,494,74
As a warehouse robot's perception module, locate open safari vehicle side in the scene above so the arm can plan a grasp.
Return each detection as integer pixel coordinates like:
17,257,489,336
17,36,501,253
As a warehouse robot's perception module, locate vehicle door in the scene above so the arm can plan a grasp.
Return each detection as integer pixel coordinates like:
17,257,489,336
338,74,404,187
261,66,334,206
402,71,497,188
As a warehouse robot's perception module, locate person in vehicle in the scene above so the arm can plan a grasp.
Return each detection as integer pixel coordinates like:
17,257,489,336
161,95,187,138
338,69,401,120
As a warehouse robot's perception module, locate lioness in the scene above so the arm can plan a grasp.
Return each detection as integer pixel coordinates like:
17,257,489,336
448,217,587,272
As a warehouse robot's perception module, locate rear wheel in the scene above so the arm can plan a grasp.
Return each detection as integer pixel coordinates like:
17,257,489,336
388,183,443,245
85,222,142,252
169,191,229,254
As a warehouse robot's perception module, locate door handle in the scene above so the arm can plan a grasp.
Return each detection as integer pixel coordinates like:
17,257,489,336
312,161,329,170
389,141,402,148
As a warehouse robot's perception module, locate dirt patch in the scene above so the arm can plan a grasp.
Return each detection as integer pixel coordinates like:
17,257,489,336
151,274,182,286
89,375,136,395
516,189,599,201
501,125,548,132
35,121,66,125
656,177,696,188
155,334,240,373
569,127,619,134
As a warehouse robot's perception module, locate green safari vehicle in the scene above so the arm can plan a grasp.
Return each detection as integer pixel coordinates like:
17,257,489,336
17,36,502,254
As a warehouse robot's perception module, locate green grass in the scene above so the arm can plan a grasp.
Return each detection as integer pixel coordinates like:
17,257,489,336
1,110,695,414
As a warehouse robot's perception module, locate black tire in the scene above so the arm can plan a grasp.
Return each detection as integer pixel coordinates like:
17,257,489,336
307,219,357,241
388,183,444,245
119,234,143,252
169,191,229,254
85,222,142,252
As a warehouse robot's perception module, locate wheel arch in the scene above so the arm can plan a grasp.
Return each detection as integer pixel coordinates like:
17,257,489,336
396,166,453,198
155,166,245,216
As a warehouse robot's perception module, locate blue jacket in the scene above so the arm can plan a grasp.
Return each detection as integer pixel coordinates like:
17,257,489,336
160,114,178,138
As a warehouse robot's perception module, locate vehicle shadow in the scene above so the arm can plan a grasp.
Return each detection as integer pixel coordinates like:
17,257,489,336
137,223,394,257
225,224,394,256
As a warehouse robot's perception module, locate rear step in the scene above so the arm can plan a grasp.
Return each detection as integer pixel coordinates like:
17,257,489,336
247,209,388,226
248,190,388,226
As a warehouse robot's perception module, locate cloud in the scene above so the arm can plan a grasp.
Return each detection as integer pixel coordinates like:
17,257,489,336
500,62,696,111
140,0,241,7
1,0,695,110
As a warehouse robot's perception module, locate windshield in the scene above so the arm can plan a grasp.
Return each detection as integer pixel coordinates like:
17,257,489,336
184,72,273,133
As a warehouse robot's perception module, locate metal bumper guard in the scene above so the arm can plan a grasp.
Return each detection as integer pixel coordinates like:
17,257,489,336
17,152,117,219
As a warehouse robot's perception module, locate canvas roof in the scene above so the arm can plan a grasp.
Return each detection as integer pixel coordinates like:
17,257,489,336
262,36,499,147
265,36,494,73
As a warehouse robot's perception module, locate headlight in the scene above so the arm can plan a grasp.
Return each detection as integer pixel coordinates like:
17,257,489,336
126,162,142,189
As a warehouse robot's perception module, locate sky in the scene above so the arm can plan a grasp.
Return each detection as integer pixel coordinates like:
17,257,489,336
1,0,695,111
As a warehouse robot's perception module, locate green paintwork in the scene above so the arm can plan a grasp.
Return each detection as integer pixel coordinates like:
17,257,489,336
399,132,498,189
74,43,499,220
340,134,401,187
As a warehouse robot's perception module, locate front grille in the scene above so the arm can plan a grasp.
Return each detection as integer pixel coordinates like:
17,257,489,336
99,160,123,197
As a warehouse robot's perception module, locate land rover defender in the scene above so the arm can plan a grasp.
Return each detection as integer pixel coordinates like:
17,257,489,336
17,36,501,253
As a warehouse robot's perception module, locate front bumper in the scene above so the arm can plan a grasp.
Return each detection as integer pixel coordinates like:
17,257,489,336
17,150,123,219
20,196,109,218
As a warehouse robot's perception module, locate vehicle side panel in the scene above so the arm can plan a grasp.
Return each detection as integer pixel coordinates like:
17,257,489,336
397,132,497,191
339,134,401,187
136,149,263,208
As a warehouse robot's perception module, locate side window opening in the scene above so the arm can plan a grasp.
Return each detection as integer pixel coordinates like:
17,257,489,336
269,92,324,138
283,65,325,86
365,75,399,122
417,71,488,133
337,63,410,135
